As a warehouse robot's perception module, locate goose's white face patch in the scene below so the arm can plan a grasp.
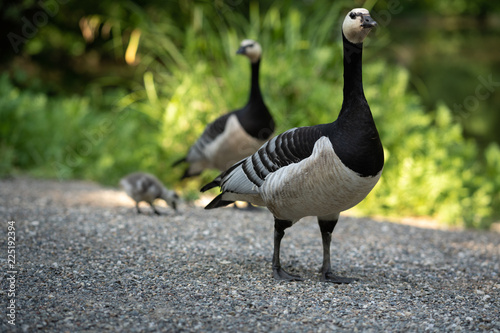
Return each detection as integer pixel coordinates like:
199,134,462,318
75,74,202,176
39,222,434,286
239,39,262,63
342,8,374,44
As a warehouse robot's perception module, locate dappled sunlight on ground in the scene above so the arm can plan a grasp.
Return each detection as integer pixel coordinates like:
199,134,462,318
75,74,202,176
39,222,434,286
78,189,133,208
2,177,498,233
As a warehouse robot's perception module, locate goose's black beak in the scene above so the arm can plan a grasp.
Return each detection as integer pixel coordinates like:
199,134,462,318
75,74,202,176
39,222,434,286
361,15,377,28
236,46,246,55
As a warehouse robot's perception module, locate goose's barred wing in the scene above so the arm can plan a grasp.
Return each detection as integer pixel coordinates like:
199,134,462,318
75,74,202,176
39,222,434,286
215,125,325,193
138,176,163,198
187,113,233,158
138,177,152,192
172,112,233,167
204,113,233,140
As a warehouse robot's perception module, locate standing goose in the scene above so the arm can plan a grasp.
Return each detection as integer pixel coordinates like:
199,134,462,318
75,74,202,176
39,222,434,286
173,39,275,179
201,9,383,283
120,172,179,215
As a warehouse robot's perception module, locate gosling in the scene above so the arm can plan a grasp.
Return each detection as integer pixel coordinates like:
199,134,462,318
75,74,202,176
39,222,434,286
120,172,179,215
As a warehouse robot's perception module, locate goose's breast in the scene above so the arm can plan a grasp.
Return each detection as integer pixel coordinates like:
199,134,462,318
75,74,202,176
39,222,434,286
206,115,268,171
261,137,382,222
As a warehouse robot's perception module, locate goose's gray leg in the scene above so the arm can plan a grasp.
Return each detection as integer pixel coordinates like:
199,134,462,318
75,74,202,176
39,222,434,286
135,202,142,214
149,202,161,215
318,218,357,284
273,218,303,281
244,202,259,210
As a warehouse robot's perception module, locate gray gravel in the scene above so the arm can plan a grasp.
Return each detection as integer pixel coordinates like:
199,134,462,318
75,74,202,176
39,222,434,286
1,177,499,332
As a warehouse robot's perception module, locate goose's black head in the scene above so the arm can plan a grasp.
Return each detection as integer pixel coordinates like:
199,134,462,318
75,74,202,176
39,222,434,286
236,39,262,63
342,8,377,44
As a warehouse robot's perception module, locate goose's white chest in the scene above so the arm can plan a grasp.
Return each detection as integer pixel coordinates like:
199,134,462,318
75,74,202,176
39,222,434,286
261,137,382,222
205,115,268,171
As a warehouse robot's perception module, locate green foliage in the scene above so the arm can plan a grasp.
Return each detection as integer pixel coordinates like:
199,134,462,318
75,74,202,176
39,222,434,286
1,1,499,228
356,64,500,228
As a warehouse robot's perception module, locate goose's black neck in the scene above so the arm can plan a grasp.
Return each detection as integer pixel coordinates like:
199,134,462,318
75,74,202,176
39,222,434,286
248,59,264,105
341,32,365,106
237,58,275,140
325,31,384,177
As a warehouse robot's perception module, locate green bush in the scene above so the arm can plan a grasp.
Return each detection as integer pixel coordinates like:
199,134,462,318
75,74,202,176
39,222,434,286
357,65,500,228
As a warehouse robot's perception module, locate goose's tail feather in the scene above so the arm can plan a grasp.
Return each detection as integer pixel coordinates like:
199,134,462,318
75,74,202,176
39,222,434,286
172,157,186,167
200,176,221,192
204,194,234,209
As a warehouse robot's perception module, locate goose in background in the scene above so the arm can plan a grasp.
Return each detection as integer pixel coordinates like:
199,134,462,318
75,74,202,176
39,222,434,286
120,172,179,215
201,9,383,283
173,39,275,179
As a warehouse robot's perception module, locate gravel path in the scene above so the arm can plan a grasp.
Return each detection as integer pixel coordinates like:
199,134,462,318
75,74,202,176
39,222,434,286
1,177,499,332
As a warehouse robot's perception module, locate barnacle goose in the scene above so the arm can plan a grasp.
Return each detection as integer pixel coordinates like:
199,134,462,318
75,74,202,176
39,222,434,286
201,9,383,283
173,39,275,179
120,172,179,215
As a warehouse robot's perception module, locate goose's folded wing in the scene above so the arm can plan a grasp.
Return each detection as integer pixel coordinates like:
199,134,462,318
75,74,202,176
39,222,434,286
183,112,233,161
218,126,325,194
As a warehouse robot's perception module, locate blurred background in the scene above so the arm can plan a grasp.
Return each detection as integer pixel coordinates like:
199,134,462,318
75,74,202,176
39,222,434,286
1,0,499,228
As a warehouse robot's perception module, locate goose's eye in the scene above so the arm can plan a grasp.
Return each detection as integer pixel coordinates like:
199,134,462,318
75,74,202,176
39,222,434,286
349,12,356,19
